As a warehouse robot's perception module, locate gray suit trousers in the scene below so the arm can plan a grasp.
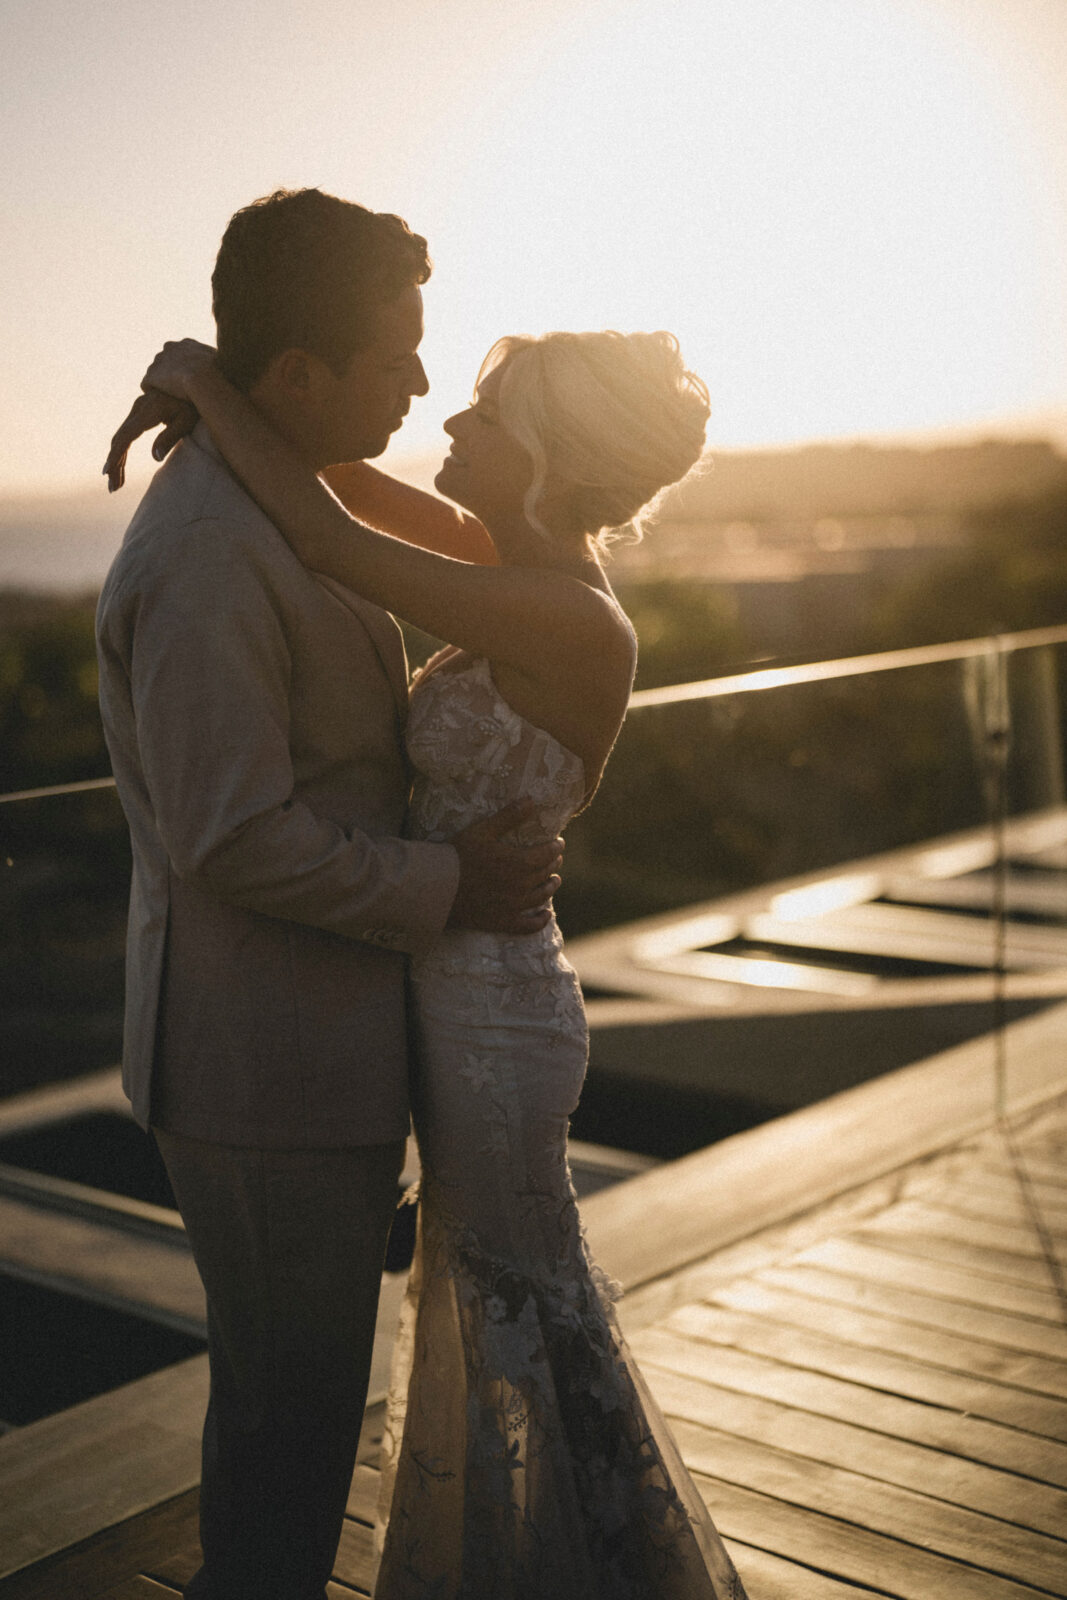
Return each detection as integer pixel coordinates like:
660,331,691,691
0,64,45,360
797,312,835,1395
155,1129,406,1600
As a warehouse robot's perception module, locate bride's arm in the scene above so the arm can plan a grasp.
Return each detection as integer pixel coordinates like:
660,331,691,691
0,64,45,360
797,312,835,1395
322,461,497,566
159,353,626,674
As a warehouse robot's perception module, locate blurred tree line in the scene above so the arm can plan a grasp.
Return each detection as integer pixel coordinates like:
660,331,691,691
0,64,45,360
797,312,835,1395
870,488,1067,648
2,478,1066,1085
1,592,129,1093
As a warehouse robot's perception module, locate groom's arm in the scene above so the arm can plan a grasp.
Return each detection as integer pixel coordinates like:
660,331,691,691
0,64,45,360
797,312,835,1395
112,518,460,956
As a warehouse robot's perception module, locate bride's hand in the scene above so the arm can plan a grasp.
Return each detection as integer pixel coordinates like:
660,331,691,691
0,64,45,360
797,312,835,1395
102,339,217,491
141,337,218,400
103,389,199,492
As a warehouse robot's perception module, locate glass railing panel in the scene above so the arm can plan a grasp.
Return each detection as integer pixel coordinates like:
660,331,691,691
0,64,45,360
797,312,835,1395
558,634,1067,937
0,783,129,1097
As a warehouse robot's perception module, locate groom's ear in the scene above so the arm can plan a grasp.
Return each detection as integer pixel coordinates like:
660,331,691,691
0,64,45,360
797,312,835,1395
269,348,317,396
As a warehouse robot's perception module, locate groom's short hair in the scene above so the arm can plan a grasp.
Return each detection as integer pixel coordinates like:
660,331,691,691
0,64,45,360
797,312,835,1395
212,188,431,391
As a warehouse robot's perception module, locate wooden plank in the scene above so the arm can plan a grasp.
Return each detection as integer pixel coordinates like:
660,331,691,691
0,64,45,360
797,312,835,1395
711,1276,1067,1407
618,1160,953,1337
345,1463,379,1524
98,1582,179,1599
974,1152,1067,1192
747,900,1067,967
850,1220,1067,1293
0,1357,208,1582
638,1315,1067,1486
918,1187,1067,1252
1024,1135,1067,1157
0,1067,127,1139
137,1529,200,1593
863,1197,1067,1261
0,1491,199,1600
642,1359,1067,1539
141,1515,372,1597
932,1171,1067,1224
882,868,1067,919
673,1416,1067,1594
758,1260,1067,1365
1014,1094,1067,1137
796,1235,1067,1333
694,1473,1050,1600
0,1194,206,1332
720,1541,879,1600
332,1517,377,1595
581,999,1067,1293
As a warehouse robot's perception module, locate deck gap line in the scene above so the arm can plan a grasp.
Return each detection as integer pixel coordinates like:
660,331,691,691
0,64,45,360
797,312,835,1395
342,1512,376,1532
781,1253,1067,1328
721,1536,898,1597
868,1214,1067,1259
904,1190,1067,1230
748,1265,1067,1345
688,1466,1065,1595
973,1158,1067,1195
699,1290,1067,1401
656,1321,1062,1420
846,1224,1067,1291
641,1353,1067,1487
659,1391,1067,1542
855,1212,1065,1262
909,1195,1067,1235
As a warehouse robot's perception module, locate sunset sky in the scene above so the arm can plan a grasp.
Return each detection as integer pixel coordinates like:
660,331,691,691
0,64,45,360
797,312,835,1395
2,0,1066,498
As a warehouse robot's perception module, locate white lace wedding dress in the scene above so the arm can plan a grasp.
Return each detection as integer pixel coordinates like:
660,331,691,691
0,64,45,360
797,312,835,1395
374,655,747,1600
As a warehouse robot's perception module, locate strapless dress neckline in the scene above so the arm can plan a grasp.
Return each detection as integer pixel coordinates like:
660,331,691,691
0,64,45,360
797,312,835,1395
404,654,587,851
412,654,586,783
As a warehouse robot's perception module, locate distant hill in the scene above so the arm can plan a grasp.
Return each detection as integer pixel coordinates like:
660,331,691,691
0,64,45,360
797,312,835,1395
3,437,1067,593
661,438,1067,523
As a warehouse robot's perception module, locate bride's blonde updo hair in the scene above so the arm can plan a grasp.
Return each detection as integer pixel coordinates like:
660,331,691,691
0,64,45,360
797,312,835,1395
478,329,709,551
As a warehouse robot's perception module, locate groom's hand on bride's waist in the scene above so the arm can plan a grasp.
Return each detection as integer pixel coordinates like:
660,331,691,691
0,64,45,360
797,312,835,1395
446,801,564,935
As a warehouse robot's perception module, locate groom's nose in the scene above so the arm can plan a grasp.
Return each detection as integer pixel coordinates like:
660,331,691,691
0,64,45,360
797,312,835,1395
408,355,429,398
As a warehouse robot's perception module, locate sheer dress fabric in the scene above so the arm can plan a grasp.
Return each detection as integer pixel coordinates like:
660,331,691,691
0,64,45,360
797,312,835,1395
374,656,747,1599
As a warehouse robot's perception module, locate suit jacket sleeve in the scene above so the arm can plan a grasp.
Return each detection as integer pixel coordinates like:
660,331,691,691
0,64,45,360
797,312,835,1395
121,517,459,956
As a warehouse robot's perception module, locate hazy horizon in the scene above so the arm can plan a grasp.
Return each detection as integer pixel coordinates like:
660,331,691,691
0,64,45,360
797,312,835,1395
4,422,1065,596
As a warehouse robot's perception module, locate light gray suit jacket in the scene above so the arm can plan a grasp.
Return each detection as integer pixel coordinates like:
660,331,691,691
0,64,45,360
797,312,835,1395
96,424,459,1148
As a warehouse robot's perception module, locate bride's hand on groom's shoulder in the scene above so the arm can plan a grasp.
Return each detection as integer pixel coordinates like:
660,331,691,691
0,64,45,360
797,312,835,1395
142,338,218,400
103,389,199,492
102,340,218,492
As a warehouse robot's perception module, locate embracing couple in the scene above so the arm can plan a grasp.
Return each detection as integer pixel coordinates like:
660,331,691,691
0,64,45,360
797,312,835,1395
97,187,746,1600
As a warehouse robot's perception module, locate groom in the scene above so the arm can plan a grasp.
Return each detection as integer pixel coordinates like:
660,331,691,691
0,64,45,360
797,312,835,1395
97,188,562,1600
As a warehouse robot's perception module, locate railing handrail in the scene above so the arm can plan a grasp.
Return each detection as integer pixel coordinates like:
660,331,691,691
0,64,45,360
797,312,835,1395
629,622,1067,709
0,775,117,806
5,622,1067,804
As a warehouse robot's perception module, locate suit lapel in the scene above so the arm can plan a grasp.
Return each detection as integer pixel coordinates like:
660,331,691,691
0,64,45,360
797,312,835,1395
185,426,411,712
316,576,410,712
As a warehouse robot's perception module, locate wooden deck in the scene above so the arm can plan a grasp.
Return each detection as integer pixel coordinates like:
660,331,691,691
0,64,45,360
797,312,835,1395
3,1004,1067,1597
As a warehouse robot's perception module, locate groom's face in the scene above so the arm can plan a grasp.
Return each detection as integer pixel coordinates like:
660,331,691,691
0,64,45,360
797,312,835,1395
319,284,429,464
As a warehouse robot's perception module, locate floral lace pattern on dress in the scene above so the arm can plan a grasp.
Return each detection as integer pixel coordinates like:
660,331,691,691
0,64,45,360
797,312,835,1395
373,657,748,1599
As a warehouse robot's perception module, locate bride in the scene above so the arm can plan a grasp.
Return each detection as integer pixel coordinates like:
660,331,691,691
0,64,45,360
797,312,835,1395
113,328,747,1599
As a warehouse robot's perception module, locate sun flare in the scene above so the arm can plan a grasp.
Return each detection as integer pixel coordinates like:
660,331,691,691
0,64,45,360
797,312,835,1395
409,0,1066,455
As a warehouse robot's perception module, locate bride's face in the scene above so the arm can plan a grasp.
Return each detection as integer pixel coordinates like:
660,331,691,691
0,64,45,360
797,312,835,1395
435,365,533,526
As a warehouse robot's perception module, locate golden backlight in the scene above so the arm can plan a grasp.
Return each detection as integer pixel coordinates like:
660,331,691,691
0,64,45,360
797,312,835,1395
0,0,1065,492
414,0,1066,458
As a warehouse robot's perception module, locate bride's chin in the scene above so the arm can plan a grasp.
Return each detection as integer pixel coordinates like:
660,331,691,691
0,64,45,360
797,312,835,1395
434,461,469,504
